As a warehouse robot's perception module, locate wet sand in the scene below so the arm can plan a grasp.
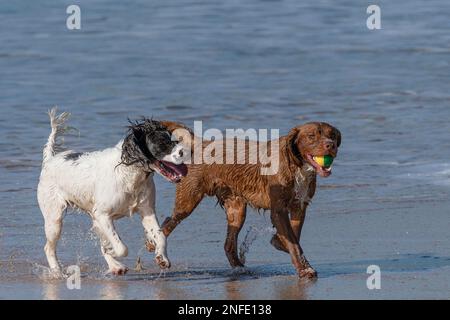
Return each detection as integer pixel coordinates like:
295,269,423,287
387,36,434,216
1,195,449,299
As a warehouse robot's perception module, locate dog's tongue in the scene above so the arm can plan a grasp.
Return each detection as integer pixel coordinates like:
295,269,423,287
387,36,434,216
161,160,188,177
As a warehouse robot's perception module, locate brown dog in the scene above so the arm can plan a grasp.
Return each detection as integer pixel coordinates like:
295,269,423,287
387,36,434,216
151,121,341,278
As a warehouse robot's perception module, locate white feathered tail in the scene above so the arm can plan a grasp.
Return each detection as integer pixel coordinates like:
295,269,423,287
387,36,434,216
42,107,71,164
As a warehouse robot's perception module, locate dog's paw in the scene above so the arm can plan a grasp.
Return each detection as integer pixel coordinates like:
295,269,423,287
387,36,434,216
226,251,245,268
145,240,156,252
270,234,289,253
155,255,171,269
299,267,317,279
107,260,129,276
109,266,129,276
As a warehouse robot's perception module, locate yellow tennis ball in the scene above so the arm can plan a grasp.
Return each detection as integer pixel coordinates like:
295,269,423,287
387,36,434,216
313,155,334,167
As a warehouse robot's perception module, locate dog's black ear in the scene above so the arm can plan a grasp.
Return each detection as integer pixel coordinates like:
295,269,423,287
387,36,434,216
120,122,155,170
159,120,194,154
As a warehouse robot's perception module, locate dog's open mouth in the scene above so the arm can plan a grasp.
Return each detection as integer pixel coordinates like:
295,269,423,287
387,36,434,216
155,160,188,183
306,154,333,177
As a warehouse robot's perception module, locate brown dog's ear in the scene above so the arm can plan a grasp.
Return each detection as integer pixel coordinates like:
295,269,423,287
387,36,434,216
159,121,192,135
286,126,303,166
159,121,193,142
335,128,342,147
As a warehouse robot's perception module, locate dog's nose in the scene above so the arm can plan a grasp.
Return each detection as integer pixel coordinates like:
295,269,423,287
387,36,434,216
179,149,184,157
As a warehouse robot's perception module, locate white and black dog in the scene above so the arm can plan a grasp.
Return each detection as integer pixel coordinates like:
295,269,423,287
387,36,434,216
37,108,189,277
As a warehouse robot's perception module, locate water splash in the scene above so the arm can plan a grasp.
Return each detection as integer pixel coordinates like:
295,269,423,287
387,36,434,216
31,263,67,280
238,226,276,265
157,268,167,279
134,256,144,272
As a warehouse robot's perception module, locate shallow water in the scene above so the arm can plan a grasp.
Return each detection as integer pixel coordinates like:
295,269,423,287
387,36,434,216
1,0,450,299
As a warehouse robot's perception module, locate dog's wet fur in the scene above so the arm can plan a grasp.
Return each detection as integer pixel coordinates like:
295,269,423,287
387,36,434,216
37,109,189,277
157,122,341,278
120,119,179,170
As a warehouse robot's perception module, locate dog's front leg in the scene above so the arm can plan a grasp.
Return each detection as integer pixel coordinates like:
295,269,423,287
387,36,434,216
92,213,129,275
270,208,316,278
271,204,307,253
289,205,307,241
100,245,129,276
140,203,171,270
